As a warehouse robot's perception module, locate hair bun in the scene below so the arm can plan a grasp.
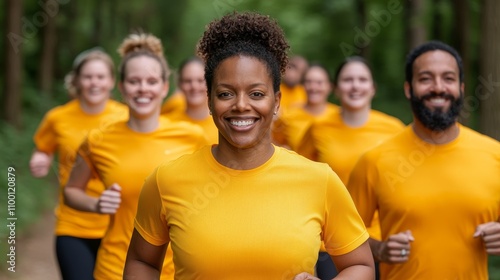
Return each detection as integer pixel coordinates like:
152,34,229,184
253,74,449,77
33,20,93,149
117,33,164,58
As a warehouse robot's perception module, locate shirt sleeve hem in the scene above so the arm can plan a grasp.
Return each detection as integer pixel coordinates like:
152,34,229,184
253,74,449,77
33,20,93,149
325,230,369,256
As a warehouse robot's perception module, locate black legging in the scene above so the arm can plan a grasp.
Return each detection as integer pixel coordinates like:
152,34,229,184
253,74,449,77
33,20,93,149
56,236,101,280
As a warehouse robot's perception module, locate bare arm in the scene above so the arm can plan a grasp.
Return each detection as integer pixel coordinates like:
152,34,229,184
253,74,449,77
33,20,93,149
124,229,167,280
63,154,121,213
29,150,53,178
331,240,374,279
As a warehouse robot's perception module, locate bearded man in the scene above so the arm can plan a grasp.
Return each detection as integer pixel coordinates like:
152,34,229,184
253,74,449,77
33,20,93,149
347,40,500,280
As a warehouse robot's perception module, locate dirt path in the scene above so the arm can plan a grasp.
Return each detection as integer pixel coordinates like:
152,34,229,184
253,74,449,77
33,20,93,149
1,212,60,280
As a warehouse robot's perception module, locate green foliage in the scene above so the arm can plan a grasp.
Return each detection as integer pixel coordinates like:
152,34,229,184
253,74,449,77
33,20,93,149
490,256,500,280
0,111,57,271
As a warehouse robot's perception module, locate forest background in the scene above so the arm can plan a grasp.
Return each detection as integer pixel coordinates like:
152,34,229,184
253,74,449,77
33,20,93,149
1,0,499,276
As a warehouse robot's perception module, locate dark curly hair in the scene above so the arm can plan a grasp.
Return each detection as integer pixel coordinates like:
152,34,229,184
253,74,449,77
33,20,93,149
197,12,289,93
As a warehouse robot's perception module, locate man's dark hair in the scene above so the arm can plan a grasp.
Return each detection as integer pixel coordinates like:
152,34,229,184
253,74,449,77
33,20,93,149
405,41,464,84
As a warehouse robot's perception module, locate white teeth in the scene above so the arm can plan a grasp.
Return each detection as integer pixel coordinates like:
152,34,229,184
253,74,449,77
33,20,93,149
230,120,254,126
136,97,151,104
89,88,101,94
429,98,446,104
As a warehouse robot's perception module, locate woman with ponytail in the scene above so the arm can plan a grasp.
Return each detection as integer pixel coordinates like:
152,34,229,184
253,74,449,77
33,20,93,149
64,33,207,280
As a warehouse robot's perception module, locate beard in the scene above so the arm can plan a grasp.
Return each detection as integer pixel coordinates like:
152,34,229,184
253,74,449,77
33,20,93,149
409,88,463,132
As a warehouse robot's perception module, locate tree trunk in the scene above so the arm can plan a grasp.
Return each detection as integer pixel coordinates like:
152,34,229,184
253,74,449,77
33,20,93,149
356,0,369,58
452,0,471,125
38,0,58,98
431,0,443,40
479,0,500,140
92,0,103,46
404,0,426,52
3,0,23,128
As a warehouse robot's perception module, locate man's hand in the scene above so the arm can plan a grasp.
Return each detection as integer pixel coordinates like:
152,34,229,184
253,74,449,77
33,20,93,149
375,230,414,263
474,221,500,255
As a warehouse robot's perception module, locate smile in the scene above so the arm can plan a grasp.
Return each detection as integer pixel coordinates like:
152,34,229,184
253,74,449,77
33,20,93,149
230,119,255,127
135,97,152,104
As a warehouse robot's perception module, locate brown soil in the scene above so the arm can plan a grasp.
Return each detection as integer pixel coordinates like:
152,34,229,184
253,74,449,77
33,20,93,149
0,212,60,280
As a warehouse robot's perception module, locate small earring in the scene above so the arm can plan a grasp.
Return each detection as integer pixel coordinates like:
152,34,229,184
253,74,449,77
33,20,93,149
209,111,212,115
273,111,277,115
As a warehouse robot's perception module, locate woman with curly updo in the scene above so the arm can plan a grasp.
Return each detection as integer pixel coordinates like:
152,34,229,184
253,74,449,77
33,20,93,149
64,33,207,280
124,12,374,279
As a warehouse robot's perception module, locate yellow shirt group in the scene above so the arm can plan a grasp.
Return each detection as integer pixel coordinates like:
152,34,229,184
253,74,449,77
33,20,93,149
279,83,307,111
79,117,207,280
166,110,218,144
272,103,339,158
135,145,368,279
33,99,127,238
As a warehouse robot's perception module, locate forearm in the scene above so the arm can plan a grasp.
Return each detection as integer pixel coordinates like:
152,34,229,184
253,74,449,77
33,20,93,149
123,260,161,280
64,187,98,213
334,264,374,280
368,238,382,261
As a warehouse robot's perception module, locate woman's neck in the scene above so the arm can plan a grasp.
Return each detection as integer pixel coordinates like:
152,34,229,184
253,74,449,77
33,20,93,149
78,98,107,115
186,104,210,120
303,102,326,116
340,106,370,127
212,138,275,170
127,113,160,133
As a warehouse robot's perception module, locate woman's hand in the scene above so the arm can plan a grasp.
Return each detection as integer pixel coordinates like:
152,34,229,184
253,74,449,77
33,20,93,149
29,150,53,177
293,272,320,280
96,183,122,214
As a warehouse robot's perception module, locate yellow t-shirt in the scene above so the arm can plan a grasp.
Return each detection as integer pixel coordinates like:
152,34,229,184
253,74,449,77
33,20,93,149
167,110,218,145
80,117,207,280
135,145,369,279
33,99,127,238
279,83,307,111
161,91,186,115
272,103,339,158
309,110,404,240
347,125,500,280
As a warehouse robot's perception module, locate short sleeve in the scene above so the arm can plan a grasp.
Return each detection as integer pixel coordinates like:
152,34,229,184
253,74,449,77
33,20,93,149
295,124,317,160
322,169,369,256
346,153,378,228
134,167,170,246
271,115,288,147
33,111,58,154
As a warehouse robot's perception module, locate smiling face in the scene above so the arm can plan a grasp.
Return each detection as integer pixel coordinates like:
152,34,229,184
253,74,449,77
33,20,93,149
405,50,464,131
303,66,332,106
335,61,375,111
179,61,207,107
77,59,114,106
119,56,168,119
209,55,279,150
